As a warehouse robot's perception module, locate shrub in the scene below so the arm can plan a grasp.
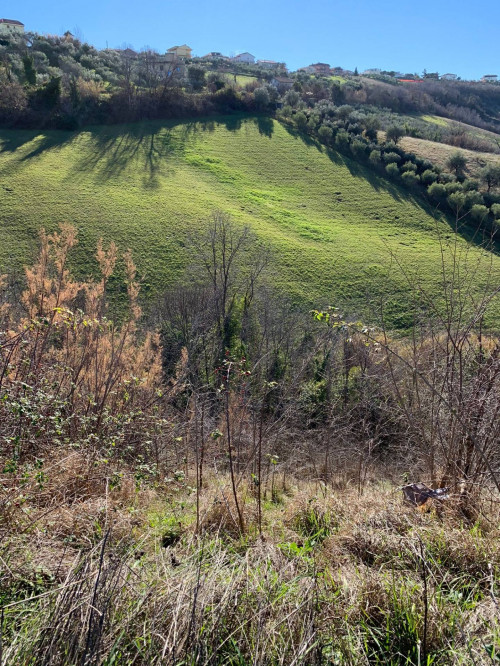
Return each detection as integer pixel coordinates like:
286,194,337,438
386,125,405,144
463,178,480,192
369,149,382,168
447,191,467,214
351,139,368,160
253,86,270,110
491,203,500,219
421,169,438,185
295,111,308,131
444,182,463,195
470,204,489,222
401,171,420,187
318,124,333,145
385,163,400,179
465,191,484,208
335,129,350,152
446,151,467,179
401,161,417,173
427,182,447,201
382,152,401,165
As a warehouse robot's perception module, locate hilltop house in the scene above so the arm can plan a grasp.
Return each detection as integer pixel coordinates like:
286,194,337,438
231,52,255,64
362,68,382,76
482,74,498,82
201,52,229,60
257,59,286,71
167,44,192,59
441,73,458,81
299,63,331,76
270,76,294,92
0,18,24,36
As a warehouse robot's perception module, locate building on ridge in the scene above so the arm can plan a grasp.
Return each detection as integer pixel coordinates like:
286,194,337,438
167,45,192,59
0,18,24,37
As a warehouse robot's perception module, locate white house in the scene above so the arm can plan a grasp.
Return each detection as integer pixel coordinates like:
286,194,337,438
441,73,457,81
362,68,382,76
0,18,24,37
482,74,498,82
231,52,255,64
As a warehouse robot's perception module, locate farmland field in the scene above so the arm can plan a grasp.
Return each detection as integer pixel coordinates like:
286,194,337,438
0,115,499,327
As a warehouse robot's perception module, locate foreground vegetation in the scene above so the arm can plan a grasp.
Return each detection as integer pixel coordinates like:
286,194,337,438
1,221,499,663
3,467,499,665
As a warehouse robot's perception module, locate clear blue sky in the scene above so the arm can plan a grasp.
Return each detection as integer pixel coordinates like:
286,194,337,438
4,0,499,80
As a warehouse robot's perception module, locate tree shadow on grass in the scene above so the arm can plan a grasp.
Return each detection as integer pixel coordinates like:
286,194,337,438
0,129,74,178
253,115,274,138
65,122,180,188
65,115,260,187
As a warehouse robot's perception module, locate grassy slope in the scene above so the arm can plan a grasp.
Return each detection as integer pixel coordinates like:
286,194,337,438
400,135,500,179
0,115,499,327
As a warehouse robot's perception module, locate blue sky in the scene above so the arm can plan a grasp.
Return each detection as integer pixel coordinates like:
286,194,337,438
5,0,499,79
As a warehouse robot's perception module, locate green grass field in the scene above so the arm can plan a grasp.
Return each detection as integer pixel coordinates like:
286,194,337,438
1,115,499,328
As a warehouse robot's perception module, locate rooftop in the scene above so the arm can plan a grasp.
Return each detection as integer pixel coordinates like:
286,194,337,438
0,18,24,26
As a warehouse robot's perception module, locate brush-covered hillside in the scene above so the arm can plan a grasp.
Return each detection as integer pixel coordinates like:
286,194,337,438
1,115,499,328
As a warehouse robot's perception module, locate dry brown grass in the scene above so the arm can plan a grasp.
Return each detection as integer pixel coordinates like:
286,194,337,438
2,464,500,665
400,135,500,178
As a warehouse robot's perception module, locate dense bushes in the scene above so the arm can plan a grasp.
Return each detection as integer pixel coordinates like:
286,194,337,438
277,99,500,233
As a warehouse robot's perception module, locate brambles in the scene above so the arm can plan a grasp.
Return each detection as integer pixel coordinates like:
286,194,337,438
1,215,500,664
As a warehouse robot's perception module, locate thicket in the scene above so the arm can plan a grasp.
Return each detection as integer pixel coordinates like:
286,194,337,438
277,99,500,234
1,215,500,663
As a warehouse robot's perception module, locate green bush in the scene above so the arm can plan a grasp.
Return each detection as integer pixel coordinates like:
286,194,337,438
318,125,333,145
401,171,420,187
351,139,368,160
465,191,484,208
401,161,417,173
369,149,382,168
382,151,401,164
447,191,467,214
335,129,350,152
470,204,489,221
427,182,446,201
385,162,400,179
421,169,438,185
295,111,308,131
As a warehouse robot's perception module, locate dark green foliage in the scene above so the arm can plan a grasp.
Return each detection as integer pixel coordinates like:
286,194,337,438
351,138,368,160
385,162,400,179
427,182,447,201
22,55,36,86
382,151,402,164
386,125,405,144
480,164,500,192
33,76,61,110
318,124,333,144
447,191,467,214
401,171,420,187
446,151,467,179
294,111,308,130
253,86,271,110
369,149,382,168
421,170,438,185
188,65,206,91
470,204,489,221
335,128,350,152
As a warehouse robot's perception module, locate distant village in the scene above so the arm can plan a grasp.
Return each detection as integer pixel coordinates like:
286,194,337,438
0,18,498,84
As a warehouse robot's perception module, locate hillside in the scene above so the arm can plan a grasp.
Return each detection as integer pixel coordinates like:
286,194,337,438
399,135,500,179
1,115,499,328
